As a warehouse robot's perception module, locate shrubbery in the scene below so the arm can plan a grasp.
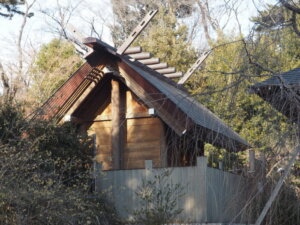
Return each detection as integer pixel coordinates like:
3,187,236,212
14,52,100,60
0,99,122,225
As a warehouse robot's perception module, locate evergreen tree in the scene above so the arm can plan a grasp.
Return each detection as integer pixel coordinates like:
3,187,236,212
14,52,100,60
110,0,195,47
188,32,298,169
0,0,33,18
136,8,197,73
29,39,82,106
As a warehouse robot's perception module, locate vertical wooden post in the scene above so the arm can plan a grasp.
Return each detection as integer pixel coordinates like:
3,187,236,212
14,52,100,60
160,125,168,168
111,79,124,170
249,149,256,173
218,161,223,170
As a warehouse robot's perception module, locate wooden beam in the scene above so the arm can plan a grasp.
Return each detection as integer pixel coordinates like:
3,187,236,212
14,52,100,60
117,10,158,55
111,79,125,170
124,46,142,54
55,66,105,121
60,81,95,122
160,123,168,167
156,67,176,74
164,72,183,78
177,51,210,85
117,60,190,135
138,58,160,65
128,52,151,60
34,62,94,120
148,63,168,70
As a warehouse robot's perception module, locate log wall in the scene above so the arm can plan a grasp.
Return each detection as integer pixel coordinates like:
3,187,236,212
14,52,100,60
88,84,165,170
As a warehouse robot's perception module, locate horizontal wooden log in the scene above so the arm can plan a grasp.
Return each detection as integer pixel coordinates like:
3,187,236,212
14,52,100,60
138,58,160,65
128,52,151,60
124,46,142,54
164,72,183,78
156,67,176,74
147,63,168,70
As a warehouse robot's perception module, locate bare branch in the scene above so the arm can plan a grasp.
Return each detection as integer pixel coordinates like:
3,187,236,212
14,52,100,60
280,0,300,14
291,11,300,37
0,62,10,96
17,0,36,90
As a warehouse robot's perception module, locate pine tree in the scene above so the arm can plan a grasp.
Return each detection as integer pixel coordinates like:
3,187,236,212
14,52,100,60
29,39,82,105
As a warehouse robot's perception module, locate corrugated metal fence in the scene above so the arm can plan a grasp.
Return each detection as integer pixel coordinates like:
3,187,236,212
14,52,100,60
95,157,250,224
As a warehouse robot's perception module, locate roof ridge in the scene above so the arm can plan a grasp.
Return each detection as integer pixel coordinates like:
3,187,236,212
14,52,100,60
83,37,188,92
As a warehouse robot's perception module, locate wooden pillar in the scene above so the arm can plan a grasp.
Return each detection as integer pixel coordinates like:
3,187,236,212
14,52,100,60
197,140,204,156
111,79,125,170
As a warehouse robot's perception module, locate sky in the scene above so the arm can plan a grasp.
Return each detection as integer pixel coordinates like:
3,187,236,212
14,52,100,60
0,0,278,73
0,0,278,50
0,0,276,55
0,0,113,61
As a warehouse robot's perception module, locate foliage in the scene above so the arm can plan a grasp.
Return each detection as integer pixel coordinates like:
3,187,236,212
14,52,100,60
110,0,196,47
131,170,184,225
0,99,25,144
29,38,83,106
251,1,300,38
251,4,300,71
136,7,197,74
185,30,298,170
249,180,300,225
0,0,32,18
0,100,122,225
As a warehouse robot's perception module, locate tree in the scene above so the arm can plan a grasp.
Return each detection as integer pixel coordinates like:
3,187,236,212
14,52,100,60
136,8,197,73
110,0,196,47
251,3,300,70
0,0,36,101
29,38,83,106
184,13,300,223
279,0,300,37
0,0,33,18
187,34,293,169
0,99,123,225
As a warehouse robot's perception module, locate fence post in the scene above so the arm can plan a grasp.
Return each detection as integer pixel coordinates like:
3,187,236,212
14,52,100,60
196,156,208,168
145,160,153,180
218,161,223,170
94,161,102,192
249,149,256,173
196,156,208,222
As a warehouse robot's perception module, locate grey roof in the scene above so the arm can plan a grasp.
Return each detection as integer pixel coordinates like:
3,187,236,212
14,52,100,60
84,38,250,151
126,60,249,149
253,67,300,87
250,67,300,123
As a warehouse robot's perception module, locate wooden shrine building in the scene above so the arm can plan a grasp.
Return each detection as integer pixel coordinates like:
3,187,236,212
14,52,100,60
250,67,300,123
35,36,249,171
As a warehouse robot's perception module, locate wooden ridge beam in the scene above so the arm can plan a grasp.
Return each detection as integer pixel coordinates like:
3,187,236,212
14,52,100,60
117,10,158,55
138,58,160,65
164,72,183,79
124,46,142,54
147,63,168,70
128,52,151,60
156,67,176,74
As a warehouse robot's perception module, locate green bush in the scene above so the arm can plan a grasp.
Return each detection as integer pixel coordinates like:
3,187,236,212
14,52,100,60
0,100,122,225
